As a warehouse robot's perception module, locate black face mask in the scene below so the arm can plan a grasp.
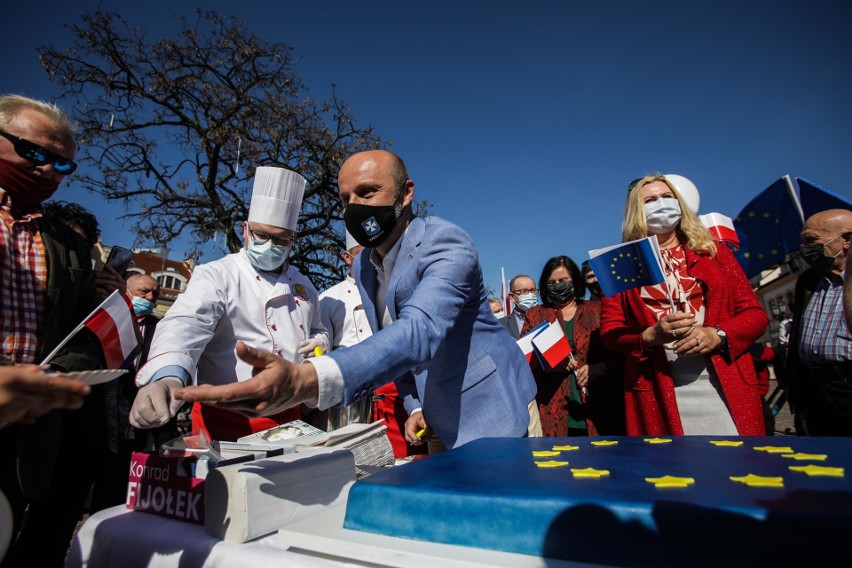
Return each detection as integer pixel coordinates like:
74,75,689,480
344,203,399,248
547,281,575,304
799,238,840,269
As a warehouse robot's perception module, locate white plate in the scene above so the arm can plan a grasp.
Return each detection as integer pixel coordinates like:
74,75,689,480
65,369,129,385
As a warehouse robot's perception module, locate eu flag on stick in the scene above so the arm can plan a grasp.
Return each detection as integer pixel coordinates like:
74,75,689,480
797,178,852,219
733,176,803,279
588,237,666,297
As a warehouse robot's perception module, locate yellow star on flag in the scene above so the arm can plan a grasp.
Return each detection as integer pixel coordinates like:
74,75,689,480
780,453,828,461
552,444,580,451
754,446,795,454
730,474,784,487
646,475,695,488
789,465,845,477
591,440,619,446
644,438,673,444
571,467,610,478
535,460,571,468
709,440,744,447
532,450,561,457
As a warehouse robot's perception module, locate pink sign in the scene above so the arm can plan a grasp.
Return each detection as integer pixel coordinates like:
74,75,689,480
126,452,205,525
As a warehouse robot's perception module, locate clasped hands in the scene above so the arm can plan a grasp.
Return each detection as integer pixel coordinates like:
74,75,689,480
643,312,722,356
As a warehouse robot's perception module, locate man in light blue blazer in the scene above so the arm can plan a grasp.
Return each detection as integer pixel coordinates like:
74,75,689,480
176,150,539,449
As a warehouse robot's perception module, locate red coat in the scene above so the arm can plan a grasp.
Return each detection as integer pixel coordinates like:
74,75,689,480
600,244,768,436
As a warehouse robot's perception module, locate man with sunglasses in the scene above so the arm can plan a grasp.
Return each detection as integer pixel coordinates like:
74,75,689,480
787,208,852,436
131,167,329,442
0,94,103,566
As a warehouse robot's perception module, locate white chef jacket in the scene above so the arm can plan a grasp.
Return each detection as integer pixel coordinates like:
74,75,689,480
318,275,373,350
136,251,328,387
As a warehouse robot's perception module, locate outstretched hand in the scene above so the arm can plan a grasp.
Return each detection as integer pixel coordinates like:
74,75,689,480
174,342,320,417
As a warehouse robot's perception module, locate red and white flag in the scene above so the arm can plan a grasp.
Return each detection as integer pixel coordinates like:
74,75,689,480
516,321,547,368
41,290,141,369
699,212,740,249
84,291,141,368
501,266,512,315
531,320,572,369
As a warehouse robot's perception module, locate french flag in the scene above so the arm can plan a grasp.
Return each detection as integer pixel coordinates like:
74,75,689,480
531,320,572,369
83,291,141,369
700,212,740,249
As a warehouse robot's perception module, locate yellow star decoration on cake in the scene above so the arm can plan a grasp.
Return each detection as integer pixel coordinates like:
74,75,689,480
730,474,784,488
552,444,580,452
591,440,619,446
644,438,673,444
753,446,795,454
780,453,828,461
645,476,695,488
571,467,610,478
788,465,845,477
532,450,561,457
709,440,744,447
535,460,571,469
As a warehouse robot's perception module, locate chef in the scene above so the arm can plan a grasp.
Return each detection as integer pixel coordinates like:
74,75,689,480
129,166,328,441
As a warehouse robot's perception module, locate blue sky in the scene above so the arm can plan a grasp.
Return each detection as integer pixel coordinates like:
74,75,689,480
5,0,852,295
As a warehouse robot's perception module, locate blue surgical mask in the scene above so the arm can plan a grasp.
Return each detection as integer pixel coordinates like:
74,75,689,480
246,238,289,271
131,296,154,316
516,293,537,310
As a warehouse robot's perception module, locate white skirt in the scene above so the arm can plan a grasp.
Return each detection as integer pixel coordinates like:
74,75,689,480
666,350,738,435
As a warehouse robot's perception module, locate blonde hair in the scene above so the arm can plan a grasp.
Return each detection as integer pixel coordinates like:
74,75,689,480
0,94,76,148
622,174,716,256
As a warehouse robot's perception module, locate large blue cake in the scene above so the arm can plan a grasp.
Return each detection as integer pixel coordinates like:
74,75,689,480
343,436,852,566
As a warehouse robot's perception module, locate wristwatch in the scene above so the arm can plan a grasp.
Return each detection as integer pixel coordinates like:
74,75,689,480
712,327,728,351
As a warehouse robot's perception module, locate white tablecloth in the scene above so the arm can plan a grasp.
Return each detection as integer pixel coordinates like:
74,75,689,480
66,506,354,568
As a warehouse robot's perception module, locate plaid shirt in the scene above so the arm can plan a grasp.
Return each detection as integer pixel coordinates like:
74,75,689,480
0,188,48,364
799,272,852,366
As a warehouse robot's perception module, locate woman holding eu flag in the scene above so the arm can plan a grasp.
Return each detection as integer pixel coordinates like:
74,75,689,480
600,174,768,436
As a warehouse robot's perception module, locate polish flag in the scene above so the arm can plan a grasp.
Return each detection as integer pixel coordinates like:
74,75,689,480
501,266,512,315
699,212,740,249
531,320,572,369
84,291,141,369
516,321,547,368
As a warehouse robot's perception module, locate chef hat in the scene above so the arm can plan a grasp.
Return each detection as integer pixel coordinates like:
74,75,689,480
248,167,307,231
345,230,359,252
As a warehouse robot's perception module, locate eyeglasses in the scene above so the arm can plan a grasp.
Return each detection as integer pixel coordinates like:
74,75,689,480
247,225,295,247
0,130,77,174
511,288,537,295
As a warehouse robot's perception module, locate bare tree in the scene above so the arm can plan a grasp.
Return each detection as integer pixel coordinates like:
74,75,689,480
39,9,388,291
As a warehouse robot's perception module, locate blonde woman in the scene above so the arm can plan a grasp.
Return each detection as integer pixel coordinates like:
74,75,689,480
600,174,768,435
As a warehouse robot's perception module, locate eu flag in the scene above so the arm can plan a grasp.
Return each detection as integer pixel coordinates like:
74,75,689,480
733,177,803,279
588,237,666,297
797,178,852,219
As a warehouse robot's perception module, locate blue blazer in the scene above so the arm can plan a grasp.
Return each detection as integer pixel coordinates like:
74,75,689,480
328,216,537,448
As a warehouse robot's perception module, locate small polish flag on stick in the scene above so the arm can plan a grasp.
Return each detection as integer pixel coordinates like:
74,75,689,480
501,266,512,315
531,321,572,369
41,291,141,369
699,212,740,249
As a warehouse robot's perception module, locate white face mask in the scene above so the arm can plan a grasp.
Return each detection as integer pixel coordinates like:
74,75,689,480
492,310,505,319
644,198,682,234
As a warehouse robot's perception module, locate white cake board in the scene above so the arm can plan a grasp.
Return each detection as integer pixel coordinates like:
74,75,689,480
278,504,606,568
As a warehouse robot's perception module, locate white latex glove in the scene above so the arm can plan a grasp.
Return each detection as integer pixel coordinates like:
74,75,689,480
298,338,326,358
130,377,184,428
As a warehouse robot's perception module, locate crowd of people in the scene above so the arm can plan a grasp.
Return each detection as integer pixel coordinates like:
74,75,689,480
1,93,851,565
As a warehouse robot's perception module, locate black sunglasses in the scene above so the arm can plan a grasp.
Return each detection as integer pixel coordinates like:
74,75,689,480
0,130,77,174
